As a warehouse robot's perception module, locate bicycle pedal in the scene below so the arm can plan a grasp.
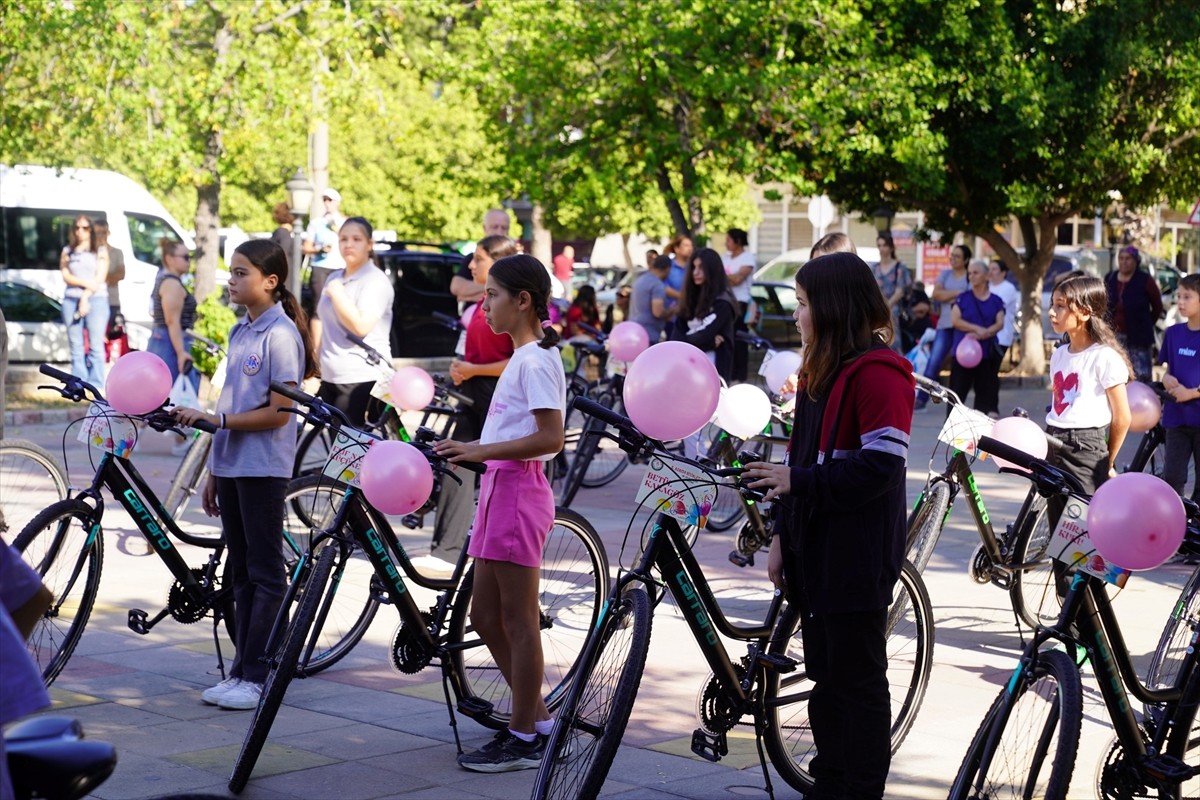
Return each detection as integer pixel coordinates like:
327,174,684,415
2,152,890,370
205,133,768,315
757,653,798,673
456,696,495,720
1142,752,1196,782
690,728,728,762
128,609,150,635
728,550,754,568
400,514,421,530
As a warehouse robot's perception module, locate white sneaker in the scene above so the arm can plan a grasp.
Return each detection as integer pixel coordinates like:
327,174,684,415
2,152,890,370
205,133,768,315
201,677,241,706
217,680,263,710
410,554,457,576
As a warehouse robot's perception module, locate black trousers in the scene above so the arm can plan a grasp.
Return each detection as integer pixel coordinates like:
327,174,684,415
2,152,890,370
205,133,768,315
799,605,892,799
216,476,288,684
1164,426,1200,501
948,348,1002,416
317,380,386,430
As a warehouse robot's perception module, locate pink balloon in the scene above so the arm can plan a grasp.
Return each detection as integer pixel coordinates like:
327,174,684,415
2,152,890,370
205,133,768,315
360,440,434,516
988,416,1048,472
106,351,172,415
623,341,721,440
956,337,982,368
390,367,436,410
1126,381,1162,433
1088,472,1185,570
608,321,650,362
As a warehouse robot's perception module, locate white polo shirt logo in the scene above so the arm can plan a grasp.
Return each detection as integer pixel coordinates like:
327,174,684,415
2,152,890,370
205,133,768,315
243,353,262,375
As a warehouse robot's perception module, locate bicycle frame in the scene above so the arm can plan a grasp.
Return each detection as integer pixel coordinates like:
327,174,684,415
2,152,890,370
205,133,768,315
620,511,788,716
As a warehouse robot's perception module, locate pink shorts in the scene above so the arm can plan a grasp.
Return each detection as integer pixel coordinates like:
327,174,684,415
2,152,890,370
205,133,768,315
467,460,554,568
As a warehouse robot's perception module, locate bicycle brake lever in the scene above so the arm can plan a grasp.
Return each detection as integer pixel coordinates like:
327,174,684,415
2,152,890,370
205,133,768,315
432,464,464,486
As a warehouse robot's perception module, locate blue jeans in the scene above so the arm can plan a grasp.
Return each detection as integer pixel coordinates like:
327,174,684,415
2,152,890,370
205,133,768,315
147,327,199,392
917,328,955,405
61,295,109,387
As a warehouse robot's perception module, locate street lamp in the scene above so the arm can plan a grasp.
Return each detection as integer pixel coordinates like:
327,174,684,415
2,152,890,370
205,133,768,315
285,168,314,298
872,203,895,235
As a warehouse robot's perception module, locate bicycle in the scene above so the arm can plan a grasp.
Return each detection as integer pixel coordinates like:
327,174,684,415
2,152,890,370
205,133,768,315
228,382,610,794
14,364,235,686
162,330,226,519
0,438,70,533
906,373,1072,630
533,397,934,800
949,434,1200,800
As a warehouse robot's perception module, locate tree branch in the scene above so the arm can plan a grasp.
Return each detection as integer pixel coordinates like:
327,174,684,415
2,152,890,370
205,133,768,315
252,1,309,34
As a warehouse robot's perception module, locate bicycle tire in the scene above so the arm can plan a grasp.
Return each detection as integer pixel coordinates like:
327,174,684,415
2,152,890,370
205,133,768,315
532,584,652,800
164,433,211,520
279,475,380,674
580,392,629,489
13,499,104,686
949,648,1081,800
905,481,951,575
764,561,934,792
0,439,69,530
1145,566,1200,710
1009,497,1061,631
560,414,605,506
449,507,609,728
293,424,337,478
704,434,747,533
228,543,337,794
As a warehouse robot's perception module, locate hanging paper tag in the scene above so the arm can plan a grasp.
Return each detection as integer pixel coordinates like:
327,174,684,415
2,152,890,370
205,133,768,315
369,377,393,404
321,427,378,487
634,456,717,529
76,404,138,459
1049,495,1130,588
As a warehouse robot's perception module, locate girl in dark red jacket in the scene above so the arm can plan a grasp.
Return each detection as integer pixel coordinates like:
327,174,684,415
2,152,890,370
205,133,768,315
745,252,915,799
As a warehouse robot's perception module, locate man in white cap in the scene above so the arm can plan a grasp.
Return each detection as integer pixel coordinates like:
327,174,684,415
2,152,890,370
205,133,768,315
303,187,347,315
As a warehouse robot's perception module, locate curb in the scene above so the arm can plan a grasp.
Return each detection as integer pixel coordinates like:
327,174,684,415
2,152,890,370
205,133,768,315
5,407,92,427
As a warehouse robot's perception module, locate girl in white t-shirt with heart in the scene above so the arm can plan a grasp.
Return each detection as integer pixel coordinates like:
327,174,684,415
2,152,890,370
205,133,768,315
434,254,567,773
1045,273,1132,527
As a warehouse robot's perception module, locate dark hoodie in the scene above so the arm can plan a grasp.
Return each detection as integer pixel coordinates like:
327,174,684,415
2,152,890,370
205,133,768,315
781,345,915,614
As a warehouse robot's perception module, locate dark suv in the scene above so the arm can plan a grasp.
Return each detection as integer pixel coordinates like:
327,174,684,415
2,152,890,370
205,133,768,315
375,242,465,358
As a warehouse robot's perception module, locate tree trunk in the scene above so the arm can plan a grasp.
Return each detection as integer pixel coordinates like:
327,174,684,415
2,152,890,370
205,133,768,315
656,165,690,236
192,127,222,303
530,203,552,267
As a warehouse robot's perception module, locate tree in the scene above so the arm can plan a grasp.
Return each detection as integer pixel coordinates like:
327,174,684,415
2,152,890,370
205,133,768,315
763,0,1200,374
449,0,774,239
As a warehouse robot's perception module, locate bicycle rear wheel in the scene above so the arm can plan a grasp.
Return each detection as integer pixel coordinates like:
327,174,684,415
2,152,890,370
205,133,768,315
580,392,629,489
280,475,379,674
560,415,605,506
293,424,337,478
450,508,609,727
533,584,652,800
0,439,69,531
764,561,935,793
905,481,951,575
228,543,337,794
704,433,747,533
14,499,104,686
949,648,1081,800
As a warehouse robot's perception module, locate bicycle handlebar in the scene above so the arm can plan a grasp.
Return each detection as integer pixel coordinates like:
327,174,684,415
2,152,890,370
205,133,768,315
977,436,1087,495
735,331,772,350
346,332,386,366
432,310,465,333
39,363,103,403
183,329,223,356
577,321,606,341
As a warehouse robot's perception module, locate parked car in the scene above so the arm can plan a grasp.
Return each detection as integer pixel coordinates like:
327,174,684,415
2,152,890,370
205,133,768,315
754,246,882,283
1,279,69,362
374,241,465,358
749,281,803,349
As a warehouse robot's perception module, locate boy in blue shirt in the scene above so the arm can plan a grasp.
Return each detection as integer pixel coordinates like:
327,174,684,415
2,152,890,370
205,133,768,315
1159,273,1200,502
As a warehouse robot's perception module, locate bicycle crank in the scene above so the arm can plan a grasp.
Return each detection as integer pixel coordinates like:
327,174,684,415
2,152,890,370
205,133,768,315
968,543,996,585
390,613,436,674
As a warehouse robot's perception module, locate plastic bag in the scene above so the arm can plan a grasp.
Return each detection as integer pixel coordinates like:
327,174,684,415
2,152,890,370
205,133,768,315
168,371,199,409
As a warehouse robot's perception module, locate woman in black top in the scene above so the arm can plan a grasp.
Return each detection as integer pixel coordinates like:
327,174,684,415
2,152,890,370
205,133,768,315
673,247,737,381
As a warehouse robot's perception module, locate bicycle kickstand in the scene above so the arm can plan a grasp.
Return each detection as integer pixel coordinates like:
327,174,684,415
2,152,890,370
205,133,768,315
437,660,466,756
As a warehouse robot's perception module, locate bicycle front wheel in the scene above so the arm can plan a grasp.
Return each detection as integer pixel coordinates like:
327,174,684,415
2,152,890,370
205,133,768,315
14,499,104,686
281,475,379,674
293,424,337,478
949,648,1081,800
1009,495,1061,630
450,508,609,728
533,584,652,800
229,543,337,794
0,439,69,530
164,433,211,520
905,480,951,574
580,392,629,489
1145,566,1200,716
560,415,605,506
764,561,935,793
704,433,747,533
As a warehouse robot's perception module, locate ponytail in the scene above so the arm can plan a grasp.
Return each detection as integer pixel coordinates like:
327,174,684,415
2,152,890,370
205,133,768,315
277,285,320,379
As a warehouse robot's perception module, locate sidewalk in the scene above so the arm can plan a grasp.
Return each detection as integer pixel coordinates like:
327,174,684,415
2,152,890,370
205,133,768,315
3,379,1189,799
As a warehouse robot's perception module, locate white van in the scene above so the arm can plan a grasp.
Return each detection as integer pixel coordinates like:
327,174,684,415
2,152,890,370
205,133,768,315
0,164,195,350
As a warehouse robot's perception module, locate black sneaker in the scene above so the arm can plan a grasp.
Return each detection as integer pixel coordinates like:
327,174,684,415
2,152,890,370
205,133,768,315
458,730,545,773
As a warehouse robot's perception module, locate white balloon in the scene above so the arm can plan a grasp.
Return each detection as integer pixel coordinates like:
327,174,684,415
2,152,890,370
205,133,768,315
762,350,803,394
716,384,773,439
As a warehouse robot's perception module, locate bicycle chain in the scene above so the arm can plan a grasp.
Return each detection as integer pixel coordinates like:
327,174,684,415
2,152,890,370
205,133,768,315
697,663,748,734
390,613,435,674
166,568,214,624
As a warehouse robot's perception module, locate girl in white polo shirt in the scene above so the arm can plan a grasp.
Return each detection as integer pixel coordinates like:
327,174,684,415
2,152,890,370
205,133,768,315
174,239,318,710
1045,273,1132,527
434,254,566,772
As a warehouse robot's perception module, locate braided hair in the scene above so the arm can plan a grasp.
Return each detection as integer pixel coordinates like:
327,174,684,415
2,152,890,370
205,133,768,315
487,254,561,349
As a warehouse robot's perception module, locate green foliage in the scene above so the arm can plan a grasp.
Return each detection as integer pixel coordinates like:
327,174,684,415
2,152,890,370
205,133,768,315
190,293,238,377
